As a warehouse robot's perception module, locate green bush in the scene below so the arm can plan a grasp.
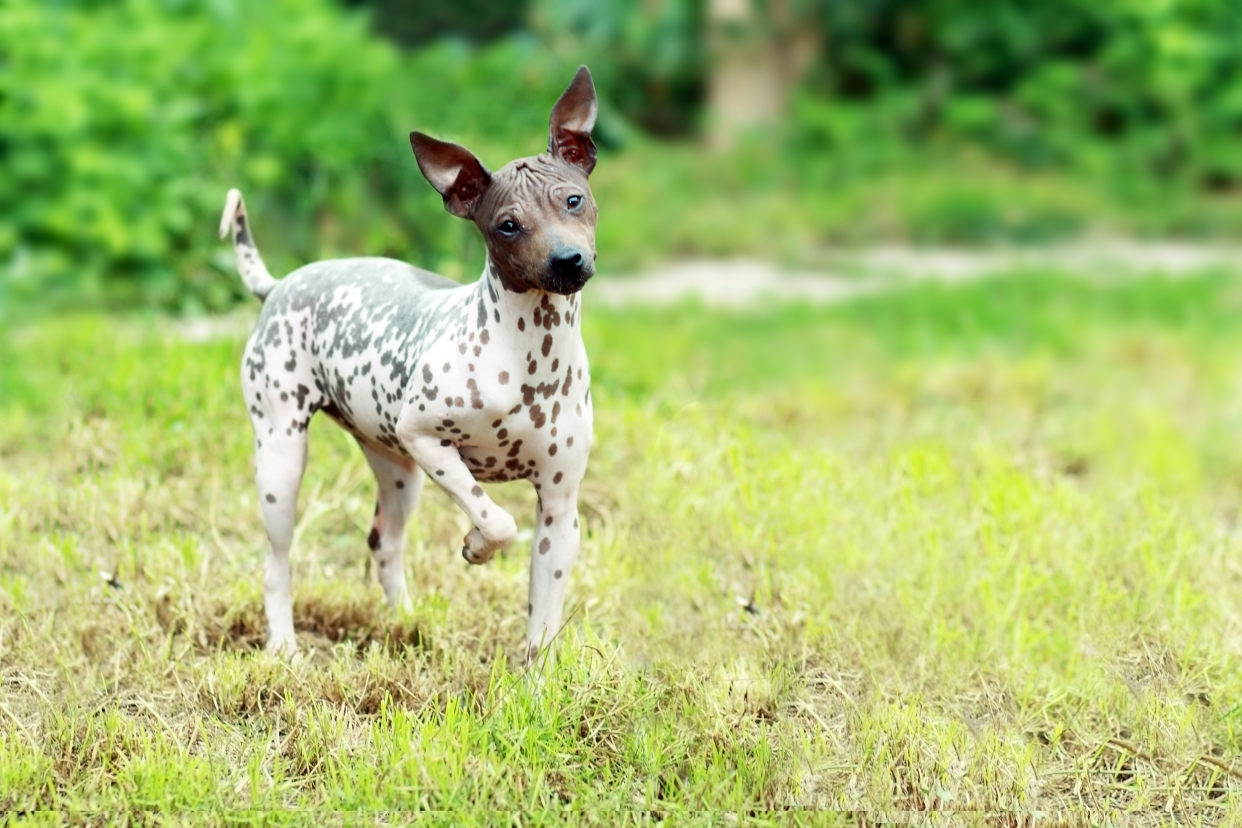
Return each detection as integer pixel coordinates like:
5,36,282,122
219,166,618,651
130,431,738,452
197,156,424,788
0,0,580,316
804,0,1242,187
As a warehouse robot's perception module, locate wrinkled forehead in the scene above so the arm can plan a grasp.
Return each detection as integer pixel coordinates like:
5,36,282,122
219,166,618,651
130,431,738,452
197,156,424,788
482,154,590,215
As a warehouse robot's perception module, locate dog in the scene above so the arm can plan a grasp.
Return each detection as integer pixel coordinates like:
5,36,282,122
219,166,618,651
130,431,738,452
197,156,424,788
219,66,600,662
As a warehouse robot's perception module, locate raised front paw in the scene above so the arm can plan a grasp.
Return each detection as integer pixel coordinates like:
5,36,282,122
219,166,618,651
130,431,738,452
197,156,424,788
461,511,517,565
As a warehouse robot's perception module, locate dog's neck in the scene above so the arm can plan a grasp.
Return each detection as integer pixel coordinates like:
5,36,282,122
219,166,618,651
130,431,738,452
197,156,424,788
473,257,583,360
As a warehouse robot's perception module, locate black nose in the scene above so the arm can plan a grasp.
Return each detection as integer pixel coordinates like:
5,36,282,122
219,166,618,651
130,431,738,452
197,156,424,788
550,250,585,278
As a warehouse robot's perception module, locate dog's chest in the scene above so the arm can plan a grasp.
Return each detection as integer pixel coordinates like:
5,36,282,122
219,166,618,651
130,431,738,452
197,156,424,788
401,297,592,487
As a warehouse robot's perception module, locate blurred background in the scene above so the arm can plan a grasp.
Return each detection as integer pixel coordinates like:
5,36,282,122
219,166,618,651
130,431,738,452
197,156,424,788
4,0,1242,317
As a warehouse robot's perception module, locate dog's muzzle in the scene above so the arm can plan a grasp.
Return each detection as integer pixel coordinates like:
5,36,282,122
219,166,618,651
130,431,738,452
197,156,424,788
544,249,594,294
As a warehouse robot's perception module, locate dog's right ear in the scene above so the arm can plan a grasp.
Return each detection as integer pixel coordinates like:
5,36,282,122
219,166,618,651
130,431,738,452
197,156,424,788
548,66,598,176
410,132,492,218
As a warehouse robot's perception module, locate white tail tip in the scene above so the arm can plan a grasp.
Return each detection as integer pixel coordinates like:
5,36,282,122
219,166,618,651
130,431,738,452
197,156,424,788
219,188,243,239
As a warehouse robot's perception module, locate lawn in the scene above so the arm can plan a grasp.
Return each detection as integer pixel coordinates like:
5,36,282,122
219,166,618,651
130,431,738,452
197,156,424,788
1,271,1241,824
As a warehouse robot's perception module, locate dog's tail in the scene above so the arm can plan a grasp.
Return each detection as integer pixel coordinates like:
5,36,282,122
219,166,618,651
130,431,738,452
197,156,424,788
219,188,278,301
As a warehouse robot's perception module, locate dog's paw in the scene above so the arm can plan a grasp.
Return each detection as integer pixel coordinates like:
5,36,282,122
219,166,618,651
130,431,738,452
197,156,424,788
461,529,496,565
265,633,298,658
461,511,517,564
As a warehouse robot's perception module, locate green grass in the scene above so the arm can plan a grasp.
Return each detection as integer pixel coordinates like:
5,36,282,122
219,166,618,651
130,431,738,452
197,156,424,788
2,272,1242,824
587,140,1242,274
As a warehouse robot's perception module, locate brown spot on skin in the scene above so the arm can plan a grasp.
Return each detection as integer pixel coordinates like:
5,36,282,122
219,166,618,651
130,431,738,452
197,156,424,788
528,405,546,428
553,472,563,484
552,401,561,423
443,362,451,373
458,342,467,354
528,360,537,375
541,334,553,358
265,494,276,503
441,439,452,447
507,440,523,458
481,510,488,518
552,359,559,372
527,643,539,663
539,537,551,554
499,371,510,385
497,428,508,439
436,470,445,476
444,420,455,427
473,345,482,357
554,569,563,579
492,419,502,427
544,516,553,526
574,518,578,528
509,404,522,415
480,329,490,345
551,428,557,437
467,378,484,409
566,436,573,447
423,364,433,383
455,396,464,407
578,369,582,380
368,528,380,551
576,404,583,416
471,485,483,497
534,308,542,327
396,480,405,489
518,317,526,331
549,443,558,456
494,309,500,323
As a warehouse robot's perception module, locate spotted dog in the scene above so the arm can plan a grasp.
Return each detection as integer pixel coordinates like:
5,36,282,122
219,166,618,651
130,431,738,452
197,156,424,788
220,67,600,660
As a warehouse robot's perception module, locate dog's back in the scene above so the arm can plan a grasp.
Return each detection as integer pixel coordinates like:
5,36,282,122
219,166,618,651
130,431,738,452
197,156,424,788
242,257,474,457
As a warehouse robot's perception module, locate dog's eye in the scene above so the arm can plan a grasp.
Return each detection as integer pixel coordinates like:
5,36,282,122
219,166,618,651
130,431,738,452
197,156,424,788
497,220,519,235
566,195,582,209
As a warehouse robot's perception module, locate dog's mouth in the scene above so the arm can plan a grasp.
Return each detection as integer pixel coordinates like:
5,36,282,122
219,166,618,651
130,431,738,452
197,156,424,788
541,267,594,295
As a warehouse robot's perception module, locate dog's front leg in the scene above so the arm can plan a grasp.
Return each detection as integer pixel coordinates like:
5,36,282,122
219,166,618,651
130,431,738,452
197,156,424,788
525,491,581,666
402,435,517,563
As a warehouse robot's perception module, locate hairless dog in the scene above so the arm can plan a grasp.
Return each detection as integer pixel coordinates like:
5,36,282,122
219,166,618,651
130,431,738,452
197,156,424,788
220,67,600,662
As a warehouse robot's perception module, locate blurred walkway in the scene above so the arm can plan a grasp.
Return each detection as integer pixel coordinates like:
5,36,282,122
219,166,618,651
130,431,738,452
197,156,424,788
591,242,1242,308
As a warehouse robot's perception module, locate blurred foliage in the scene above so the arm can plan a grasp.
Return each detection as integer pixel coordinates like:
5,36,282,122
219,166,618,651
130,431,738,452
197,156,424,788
531,0,707,137
799,0,1242,187
341,0,528,48
0,0,579,315
3,0,1242,317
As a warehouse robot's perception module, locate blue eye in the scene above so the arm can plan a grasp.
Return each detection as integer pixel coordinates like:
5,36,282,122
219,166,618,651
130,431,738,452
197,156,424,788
498,220,519,234
567,195,583,209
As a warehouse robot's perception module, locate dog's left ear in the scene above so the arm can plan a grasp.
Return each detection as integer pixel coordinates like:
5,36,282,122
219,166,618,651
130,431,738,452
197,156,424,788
410,132,493,218
548,65,598,176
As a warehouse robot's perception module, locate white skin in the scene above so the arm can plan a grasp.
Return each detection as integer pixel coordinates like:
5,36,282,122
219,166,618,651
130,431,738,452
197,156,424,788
233,66,599,662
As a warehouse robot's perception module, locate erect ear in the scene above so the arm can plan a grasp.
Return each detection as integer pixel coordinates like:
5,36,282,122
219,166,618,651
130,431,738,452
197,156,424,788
548,65,598,176
410,132,492,218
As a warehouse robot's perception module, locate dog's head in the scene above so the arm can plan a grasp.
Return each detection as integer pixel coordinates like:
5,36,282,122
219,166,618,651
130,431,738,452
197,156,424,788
411,66,599,295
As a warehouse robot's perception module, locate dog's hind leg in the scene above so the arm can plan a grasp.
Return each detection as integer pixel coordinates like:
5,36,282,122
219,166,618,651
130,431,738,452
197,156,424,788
251,430,308,655
360,443,423,612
